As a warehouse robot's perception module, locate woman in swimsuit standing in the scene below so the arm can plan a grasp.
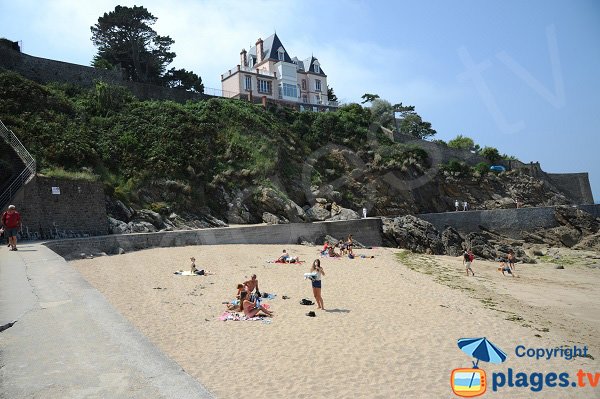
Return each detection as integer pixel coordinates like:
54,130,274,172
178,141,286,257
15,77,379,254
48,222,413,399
310,259,326,310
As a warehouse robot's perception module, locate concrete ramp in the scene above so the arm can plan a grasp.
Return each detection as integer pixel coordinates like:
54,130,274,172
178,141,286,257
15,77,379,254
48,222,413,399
0,243,214,399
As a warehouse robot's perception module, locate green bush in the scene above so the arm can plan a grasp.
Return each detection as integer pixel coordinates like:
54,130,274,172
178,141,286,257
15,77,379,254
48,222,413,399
473,162,490,175
439,160,471,177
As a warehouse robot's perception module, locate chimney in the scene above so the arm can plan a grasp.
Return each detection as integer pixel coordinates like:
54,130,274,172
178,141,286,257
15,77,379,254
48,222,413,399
240,48,247,67
256,38,264,64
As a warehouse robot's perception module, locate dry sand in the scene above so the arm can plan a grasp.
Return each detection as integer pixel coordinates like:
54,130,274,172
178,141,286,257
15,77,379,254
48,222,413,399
72,244,600,398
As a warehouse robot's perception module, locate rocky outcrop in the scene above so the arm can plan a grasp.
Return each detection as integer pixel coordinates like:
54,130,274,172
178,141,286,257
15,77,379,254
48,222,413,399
441,227,464,256
382,216,444,254
523,206,600,248
262,212,289,224
328,208,360,221
305,204,331,222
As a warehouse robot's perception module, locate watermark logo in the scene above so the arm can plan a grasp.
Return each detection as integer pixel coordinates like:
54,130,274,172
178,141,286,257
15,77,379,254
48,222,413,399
451,338,598,396
451,337,507,397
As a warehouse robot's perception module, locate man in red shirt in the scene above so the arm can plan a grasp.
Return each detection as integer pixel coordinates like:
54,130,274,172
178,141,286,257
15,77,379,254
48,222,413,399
1,205,21,251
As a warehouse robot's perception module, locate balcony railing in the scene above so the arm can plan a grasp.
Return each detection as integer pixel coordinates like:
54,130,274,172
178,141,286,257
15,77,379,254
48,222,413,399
221,65,277,80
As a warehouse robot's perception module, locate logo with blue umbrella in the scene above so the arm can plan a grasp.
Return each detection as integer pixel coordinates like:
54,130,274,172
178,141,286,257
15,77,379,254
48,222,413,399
451,337,508,397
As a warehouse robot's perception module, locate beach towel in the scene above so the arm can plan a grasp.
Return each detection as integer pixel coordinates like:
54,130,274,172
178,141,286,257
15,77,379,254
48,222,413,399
174,270,204,276
268,260,305,264
219,311,266,321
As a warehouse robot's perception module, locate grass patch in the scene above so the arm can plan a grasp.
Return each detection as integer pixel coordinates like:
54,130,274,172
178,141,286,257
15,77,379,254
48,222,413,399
40,167,99,181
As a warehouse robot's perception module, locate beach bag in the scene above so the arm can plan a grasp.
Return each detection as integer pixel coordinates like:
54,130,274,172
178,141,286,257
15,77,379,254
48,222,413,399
300,298,314,306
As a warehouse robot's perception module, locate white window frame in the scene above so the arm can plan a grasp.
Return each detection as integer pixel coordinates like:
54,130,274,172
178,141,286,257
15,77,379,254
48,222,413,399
244,75,252,91
282,83,297,98
315,79,322,92
258,79,271,94
314,64,320,74
278,49,285,61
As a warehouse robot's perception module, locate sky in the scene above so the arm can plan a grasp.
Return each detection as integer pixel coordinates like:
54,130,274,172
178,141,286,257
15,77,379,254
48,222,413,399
1,0,599,202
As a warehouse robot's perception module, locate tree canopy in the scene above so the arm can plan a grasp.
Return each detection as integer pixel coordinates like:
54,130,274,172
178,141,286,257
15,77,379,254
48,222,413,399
447,134,480,153
361,93,380,104
327,87,338,102
163,68,204,93
91,5,176,84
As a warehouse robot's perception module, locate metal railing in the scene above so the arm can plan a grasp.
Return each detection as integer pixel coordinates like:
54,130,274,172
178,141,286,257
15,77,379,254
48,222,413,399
0,119,36,210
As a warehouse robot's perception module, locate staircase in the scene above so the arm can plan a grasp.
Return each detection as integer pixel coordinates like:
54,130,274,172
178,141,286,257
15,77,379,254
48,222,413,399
0,119,36,211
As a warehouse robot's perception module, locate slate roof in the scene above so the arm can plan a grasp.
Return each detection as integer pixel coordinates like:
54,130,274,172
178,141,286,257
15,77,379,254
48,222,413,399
247,33,326,76
248,33,293,64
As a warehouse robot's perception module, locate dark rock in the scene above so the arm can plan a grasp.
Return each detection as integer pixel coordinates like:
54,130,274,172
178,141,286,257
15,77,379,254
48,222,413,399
305,205,331,222
105,197,134,222
382,216,444,254
573,233,600,251
262,212,289,225
108,217,129,234
256,187,306,223
127,221,157,233
328,207,360,221
555,265,565,269
131,209,165,230
463,232,497,260
441,227,464,256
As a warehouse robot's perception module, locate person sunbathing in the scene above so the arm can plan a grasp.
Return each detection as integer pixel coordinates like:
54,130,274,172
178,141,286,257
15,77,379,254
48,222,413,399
240,291,273,317
189,257,215,275
278,249,300,263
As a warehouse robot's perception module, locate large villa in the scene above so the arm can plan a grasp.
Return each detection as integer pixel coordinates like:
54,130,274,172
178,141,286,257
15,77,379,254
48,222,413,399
221,33,337,111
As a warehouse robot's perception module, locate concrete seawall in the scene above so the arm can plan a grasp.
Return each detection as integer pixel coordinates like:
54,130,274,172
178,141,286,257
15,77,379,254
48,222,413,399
44,218,383,260
418,204,600,239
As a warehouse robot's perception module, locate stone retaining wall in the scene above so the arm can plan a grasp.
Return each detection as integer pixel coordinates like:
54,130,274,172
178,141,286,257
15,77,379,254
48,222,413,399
44,218,383,260
10,176,108,238
418,204,600,239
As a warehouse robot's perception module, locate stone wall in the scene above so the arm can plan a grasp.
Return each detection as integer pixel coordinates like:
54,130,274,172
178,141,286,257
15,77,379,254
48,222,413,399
0,46,213,103
546,173,594,205
392,130,488,167
9,176,108,238
44,218,383,260
418,204,600,239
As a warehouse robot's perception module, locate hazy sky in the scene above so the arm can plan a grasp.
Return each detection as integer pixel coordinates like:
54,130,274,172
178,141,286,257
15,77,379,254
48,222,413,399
1,0,598,202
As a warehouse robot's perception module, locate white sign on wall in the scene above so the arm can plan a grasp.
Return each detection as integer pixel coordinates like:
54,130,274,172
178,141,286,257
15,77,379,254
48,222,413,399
51,187,60,195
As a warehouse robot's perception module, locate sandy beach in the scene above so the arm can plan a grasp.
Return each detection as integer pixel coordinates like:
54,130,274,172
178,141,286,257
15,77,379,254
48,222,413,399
72,244,600,398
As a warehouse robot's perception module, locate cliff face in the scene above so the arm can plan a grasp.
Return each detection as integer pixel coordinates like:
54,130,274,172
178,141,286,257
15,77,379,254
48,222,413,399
0,70,584,229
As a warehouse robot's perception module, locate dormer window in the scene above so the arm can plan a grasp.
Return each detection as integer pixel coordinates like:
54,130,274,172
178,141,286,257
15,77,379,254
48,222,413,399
278,47,285,61
314,64,320,74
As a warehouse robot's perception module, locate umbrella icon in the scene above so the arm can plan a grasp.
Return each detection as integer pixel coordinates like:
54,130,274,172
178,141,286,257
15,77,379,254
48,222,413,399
457,337,507,389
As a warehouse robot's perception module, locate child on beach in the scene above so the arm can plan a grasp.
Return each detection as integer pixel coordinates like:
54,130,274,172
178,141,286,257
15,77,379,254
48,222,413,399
463,250,475,276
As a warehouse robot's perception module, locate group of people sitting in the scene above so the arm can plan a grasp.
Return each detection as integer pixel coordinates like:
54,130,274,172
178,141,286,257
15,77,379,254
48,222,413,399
226,274,274,317
321,235,354,258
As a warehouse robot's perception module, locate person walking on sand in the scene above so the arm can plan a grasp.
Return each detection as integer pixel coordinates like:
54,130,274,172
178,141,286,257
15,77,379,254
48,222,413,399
2,205,21,251
463,250,475,276
309,259,325,310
